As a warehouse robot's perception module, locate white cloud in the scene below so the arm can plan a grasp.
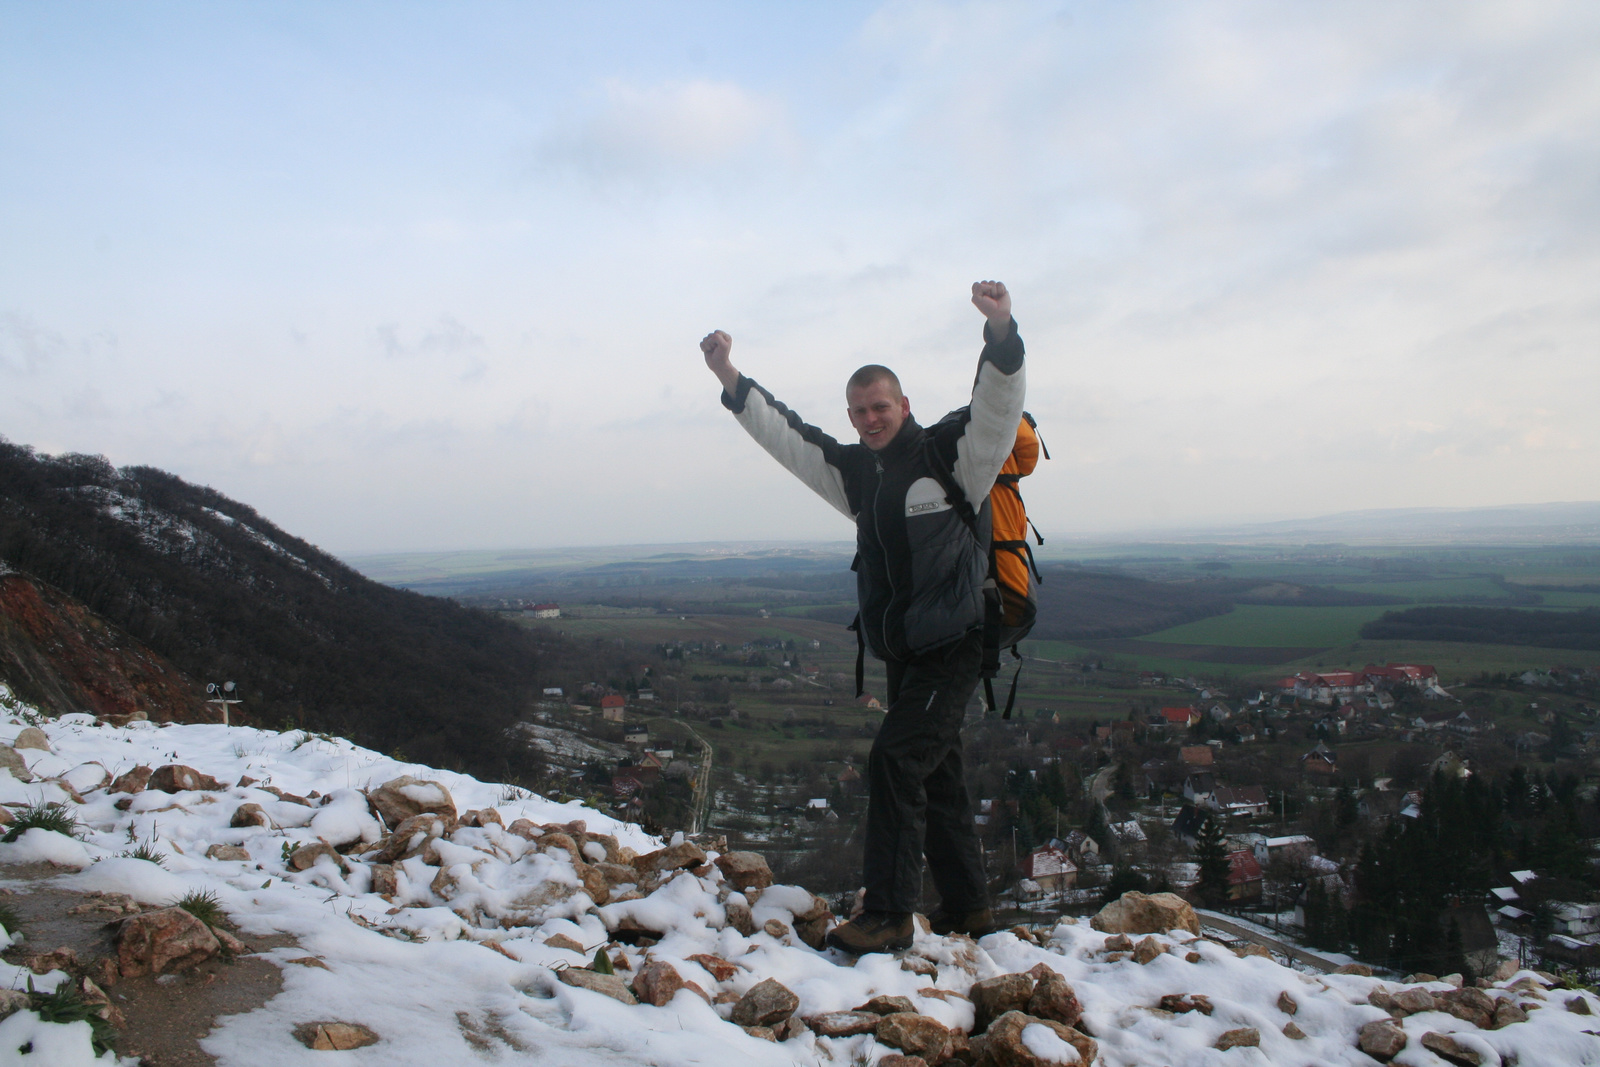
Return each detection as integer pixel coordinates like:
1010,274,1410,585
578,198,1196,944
533,78,793,182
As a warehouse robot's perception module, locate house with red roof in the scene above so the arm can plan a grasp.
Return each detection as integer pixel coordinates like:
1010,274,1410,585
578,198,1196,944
1226,849,1263,901
1160,706,1198,729
600,694,627,722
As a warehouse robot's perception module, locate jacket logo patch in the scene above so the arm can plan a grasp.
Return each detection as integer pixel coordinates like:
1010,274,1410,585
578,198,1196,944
904,477,951,517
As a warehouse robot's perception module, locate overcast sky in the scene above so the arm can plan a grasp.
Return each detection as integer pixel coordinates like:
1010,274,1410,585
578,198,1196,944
3,1,1596,556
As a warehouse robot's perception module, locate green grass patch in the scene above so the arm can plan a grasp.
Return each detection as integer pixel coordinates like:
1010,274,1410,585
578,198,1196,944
2,801,79,842
174,888,226,928
29,980,116,1055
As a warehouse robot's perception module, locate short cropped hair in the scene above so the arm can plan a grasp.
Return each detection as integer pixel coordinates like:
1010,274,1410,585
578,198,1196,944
846,364,902,399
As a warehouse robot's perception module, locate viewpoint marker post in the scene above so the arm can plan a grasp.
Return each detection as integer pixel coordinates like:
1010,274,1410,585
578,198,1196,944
206,681,242,726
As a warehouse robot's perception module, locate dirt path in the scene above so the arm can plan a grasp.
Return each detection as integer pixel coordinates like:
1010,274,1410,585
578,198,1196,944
2,863,297,1066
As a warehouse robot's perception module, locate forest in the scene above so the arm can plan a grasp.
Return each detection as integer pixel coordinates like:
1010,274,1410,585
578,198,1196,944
0,440,582,781
1362,606,1600,650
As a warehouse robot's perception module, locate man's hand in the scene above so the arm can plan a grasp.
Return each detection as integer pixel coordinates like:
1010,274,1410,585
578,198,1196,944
701,330,741,394
971,280,1012,342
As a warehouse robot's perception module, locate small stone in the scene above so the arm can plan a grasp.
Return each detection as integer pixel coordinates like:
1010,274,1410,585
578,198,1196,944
1103,933,1133,952
1282,1021,1306,1040
370,863,398,898
901,954,938,977
741,1025,776,1042
983,1010,1096,1066
1277,990,1298,1015
23,947,80,975
1440,986,1495,1028
213,928,250,956
1492,959,1519,982
557,968,638,1004
148,764,224,792
292,1021,380,1050
805,1011,880,1037
1421,1031,1483,1066
286,956,330,969
1368,989,1398,1013
1568,995,1595,1015
1089,891,1200,935
1493,1000,1528,1028
1235,943,1273,960
970,972,1035,1034
634,840,707,876
1334,962,1373,976
1215,1027,1259,1050
731,977,799,1028
366,775,456,827
1358,1019,1407,1061
876,1056,928,1067
544,933,586,953
762,918,790,938
1026,963,1082,1028
1133,936,1163,964
1406,972,1439,984
206,843,251,861
0,746,34,783
1105,951,1129,962
230,803,273,829
687,953,738,981
1009,925,1038,944
875,1012,950,1061
116,908,220,977
289,841,343,872
108,765,151,793
12,727,50,751
631,960,687,1006
1185,951,1202,963
724,898,756,937
0,989,32,1019
1393,987,1437,1015
858,995,917,1016
1440,973,1464,988
713,851,773,892
86,957,120,987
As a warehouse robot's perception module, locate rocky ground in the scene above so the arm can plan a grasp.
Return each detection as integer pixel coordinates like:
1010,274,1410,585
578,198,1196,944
4,710,1600,1066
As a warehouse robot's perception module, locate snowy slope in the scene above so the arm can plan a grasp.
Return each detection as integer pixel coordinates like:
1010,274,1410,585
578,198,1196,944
3,699,1599,1067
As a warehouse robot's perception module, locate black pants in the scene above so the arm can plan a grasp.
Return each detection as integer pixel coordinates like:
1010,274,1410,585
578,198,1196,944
862,630,987,914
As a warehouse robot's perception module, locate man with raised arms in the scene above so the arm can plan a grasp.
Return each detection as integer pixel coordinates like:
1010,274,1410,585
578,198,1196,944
700,282,1025,953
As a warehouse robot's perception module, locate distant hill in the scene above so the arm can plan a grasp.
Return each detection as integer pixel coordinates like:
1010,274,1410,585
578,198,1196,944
1082,501,1600,546
0,440,552,779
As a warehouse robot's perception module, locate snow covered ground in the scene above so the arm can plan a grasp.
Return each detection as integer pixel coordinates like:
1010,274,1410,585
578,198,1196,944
4,700,1600,1066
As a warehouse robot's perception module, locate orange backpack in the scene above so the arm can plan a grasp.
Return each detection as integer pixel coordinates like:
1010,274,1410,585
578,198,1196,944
925,412,1047,718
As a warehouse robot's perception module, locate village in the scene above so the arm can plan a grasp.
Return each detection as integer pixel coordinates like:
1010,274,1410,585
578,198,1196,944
510,626,1600,982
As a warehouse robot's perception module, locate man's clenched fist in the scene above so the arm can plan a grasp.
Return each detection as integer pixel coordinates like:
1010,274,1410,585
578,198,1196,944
971,280,1011,341
701,330,739,393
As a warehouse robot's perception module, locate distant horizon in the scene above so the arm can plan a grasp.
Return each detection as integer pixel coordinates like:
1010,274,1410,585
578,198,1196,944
335,498,1600,561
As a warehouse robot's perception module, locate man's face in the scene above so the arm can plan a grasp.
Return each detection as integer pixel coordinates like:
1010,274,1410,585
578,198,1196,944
846,378,910,451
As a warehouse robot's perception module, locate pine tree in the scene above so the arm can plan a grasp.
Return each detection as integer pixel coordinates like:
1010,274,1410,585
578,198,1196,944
1194,814,1230,908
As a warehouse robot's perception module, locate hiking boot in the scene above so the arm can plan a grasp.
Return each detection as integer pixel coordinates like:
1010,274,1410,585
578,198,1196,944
928,906,996,938
826,911,914,954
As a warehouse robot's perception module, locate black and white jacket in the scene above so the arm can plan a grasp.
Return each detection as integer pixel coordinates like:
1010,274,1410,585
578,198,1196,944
721,319,1026,662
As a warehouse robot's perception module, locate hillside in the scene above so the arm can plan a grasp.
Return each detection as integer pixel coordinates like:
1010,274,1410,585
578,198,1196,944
2,707,1596,1066
0,440,553,780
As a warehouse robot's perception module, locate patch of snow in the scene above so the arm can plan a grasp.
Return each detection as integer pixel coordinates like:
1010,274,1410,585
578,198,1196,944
1,716,1595,1066
1021,1021,1080,1063
0,828,92,867
0,1011,122,1066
